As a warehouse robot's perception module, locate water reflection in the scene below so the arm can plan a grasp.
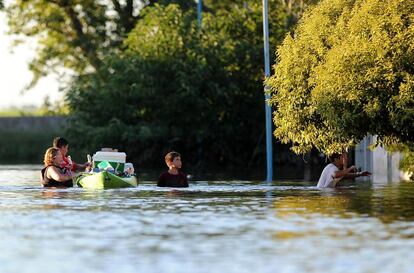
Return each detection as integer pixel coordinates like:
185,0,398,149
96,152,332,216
273,182,414,223
41,189,71,199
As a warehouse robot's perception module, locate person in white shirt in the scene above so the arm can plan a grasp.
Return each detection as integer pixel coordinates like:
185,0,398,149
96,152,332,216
317,152,371,188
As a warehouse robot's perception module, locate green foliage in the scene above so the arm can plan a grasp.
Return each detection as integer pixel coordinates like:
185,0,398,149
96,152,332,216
0,130,86,164
400,144,414,180
401,154,414,180
4,0,318,90
0,97,68,117
0,130,59,164
6,0,106,87
268,0,414,155
0,106,44,117
37,96,69,116
5,0,165,88
66,2,288,169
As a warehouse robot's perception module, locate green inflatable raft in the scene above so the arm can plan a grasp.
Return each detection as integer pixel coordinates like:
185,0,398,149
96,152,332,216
76,171,138,189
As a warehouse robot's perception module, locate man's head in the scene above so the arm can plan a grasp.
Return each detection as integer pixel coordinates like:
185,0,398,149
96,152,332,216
329,152,347,168
165,151,182,169
53,137,69,156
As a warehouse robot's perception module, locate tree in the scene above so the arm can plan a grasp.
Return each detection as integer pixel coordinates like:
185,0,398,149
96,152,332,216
279,0,320,29
400,151,414,179
65,2,288,170
4,0,318,90
4,0,194,88
267,0,414,155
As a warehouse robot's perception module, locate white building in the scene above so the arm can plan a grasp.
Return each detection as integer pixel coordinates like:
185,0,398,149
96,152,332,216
355,135,411,183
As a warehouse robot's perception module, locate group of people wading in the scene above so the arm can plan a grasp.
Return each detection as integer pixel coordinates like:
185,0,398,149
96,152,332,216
41,137,369,189
40,137,90,188
40,137,188,188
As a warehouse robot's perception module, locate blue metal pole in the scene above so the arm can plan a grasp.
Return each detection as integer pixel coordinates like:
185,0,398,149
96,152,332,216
262,0,273,183
197,0,202,28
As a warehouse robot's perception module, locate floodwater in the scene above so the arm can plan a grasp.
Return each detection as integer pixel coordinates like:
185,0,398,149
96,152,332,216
0,165,414,273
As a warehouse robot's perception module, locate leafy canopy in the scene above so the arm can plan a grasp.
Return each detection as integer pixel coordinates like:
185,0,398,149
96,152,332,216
66,2,288,168
267,0,414,155
3,0,318,90
4,0,189,88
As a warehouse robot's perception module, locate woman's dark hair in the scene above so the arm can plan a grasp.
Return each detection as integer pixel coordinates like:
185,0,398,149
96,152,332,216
53,137,69,148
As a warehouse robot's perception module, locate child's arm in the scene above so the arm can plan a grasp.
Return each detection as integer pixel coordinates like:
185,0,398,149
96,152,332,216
75,162,92,172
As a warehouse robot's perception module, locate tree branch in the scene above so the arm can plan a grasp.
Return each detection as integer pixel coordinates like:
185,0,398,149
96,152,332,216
112,0,139,35
126,0,134,16
112,0,122,14
59,1,101,70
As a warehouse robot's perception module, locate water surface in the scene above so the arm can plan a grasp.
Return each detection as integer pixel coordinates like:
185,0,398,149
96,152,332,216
0,165,413,273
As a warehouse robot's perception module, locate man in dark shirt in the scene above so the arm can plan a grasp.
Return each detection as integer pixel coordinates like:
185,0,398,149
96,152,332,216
157,151,189,187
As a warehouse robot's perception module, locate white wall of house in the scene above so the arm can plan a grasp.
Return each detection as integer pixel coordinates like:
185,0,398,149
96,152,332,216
355,135,410,183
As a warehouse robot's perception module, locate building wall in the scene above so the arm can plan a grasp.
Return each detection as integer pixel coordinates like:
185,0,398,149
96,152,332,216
355,135,408,183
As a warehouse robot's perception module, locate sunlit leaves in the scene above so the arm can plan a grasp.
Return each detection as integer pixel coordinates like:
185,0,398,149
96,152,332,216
268,0,414,155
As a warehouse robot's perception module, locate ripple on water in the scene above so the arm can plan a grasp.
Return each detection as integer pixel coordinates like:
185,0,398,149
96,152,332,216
0,167,413,273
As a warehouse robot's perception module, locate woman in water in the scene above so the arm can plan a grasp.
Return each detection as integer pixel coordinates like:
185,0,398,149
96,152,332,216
40,147,74,187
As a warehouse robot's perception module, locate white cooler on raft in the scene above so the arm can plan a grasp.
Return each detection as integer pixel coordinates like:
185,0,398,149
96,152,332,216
93,151,126,173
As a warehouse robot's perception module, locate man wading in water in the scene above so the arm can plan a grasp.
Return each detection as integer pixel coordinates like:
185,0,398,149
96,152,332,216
317,152,371,188
157,151,189,188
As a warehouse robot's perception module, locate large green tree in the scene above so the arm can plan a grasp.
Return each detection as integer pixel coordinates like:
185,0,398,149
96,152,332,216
267,0,414,155
65,2,288,169
4,0,198,88
3,0,321,173
4,0,318,89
